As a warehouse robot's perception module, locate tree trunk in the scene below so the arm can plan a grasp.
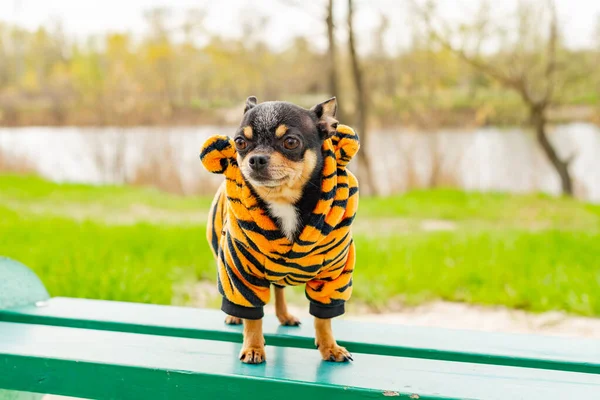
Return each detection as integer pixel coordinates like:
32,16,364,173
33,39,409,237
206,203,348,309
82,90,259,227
530,107,573,196
347,0,375,195
326,0,347,124
326,0,338,98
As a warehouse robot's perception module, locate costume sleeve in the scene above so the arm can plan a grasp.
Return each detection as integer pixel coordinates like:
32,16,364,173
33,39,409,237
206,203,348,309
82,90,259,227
201,135,271,319
305,239,355,319
305,124,359,319
200,135,236,175
217,229,271,320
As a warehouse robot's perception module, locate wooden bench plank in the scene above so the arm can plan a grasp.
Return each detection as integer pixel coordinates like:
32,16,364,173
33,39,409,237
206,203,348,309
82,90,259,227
1,297,598,374
0,322,598,400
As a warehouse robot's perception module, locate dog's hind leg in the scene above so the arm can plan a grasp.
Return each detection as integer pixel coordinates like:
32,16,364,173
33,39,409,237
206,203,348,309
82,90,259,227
224,315,242,325
274,286,301,326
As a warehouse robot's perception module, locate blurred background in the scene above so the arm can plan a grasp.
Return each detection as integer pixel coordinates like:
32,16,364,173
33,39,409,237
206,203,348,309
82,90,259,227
0,0,598,335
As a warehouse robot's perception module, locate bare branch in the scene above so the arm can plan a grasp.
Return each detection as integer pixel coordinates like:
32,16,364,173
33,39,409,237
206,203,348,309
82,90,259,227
347,0,375,194
565,150,578,167
410,2,514,85
542,0,559,105
279,0,323,21
409,0,535,104
326,0,341,102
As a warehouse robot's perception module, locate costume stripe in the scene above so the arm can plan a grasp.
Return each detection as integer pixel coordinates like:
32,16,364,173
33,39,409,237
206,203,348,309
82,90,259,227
235,238,266,276
323,241,351,269
237,220,285,240
335,278,353,293
200,138,232,159
219,244,265,306
266,270,316,282
218,248,235,297
333,215,355,230
227,234,270,289
209,192,221,255
263,254,323,273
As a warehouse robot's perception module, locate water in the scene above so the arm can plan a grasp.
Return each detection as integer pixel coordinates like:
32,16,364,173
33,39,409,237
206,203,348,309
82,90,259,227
0,123,599,202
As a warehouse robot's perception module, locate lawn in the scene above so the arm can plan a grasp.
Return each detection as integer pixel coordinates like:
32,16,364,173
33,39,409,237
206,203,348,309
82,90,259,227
1,174,599,316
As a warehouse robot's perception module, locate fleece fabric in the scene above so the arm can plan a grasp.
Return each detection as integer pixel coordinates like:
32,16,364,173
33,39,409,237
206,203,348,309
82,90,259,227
200,125,359,319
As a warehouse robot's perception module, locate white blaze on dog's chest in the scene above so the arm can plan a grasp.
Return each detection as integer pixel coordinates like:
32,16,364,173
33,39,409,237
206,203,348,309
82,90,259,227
267,201,299,241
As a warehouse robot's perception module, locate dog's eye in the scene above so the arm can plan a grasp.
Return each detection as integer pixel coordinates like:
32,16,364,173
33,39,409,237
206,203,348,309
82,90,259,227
234,137,248,150
283,137,300,150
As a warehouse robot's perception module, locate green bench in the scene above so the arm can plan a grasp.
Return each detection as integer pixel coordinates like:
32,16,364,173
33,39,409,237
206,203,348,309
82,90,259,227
0,257,598,399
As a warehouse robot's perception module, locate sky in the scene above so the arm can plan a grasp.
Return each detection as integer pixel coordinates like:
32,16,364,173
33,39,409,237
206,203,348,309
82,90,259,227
1,0,599,52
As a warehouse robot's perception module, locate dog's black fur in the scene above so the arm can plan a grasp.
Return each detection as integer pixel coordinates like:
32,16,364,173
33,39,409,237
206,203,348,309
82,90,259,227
233,96,338,240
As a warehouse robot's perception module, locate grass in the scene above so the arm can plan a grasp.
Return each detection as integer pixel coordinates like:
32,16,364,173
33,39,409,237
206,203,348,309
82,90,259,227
354,230,599,315
0,175,213,224
1,174,599,316
0,174,213,211
359,189,600,229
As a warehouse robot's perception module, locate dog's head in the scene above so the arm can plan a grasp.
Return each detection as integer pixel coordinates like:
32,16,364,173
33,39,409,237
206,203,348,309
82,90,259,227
233,96,339,202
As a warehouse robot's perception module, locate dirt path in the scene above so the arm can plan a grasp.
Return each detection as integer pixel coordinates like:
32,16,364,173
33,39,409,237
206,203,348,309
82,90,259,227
189,281,600,338
264,301,600,338
353,302,600,338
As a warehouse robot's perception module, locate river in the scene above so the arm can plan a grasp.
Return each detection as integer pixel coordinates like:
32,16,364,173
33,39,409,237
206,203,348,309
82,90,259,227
0,123,599,202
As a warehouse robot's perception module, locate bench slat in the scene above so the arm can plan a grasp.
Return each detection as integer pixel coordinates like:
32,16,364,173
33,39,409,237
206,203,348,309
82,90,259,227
0,322,598,400
1,297,598,374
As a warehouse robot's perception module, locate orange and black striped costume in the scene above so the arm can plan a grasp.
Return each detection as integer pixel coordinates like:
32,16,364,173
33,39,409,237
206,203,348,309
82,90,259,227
200,125,359,319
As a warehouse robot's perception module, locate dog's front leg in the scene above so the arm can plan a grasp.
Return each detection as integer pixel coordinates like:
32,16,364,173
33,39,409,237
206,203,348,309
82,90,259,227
239,318,266,364
314,317,353,362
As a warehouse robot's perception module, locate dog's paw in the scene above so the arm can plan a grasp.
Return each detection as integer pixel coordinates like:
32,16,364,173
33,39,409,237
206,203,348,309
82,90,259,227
277,313,301,327
239,346,266,364
224,315,242,325
317,343,353,362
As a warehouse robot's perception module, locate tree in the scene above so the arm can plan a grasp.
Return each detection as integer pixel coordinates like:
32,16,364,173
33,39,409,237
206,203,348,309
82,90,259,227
325,0,340,101
280,0,345,116
595,15,600,102
279,0,374,193
411,0,575,196
143,8,176,111
347,0,375,195
371,13,396,98
595,14,600,50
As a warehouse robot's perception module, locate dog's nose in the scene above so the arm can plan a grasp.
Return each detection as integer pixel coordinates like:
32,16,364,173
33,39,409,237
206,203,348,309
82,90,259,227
248,155,269,171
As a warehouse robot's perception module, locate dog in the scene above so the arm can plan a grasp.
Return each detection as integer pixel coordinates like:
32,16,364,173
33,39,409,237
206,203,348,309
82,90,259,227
200,96,360,364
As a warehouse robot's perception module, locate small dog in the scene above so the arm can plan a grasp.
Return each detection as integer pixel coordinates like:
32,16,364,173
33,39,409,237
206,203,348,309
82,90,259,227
200,96,359,364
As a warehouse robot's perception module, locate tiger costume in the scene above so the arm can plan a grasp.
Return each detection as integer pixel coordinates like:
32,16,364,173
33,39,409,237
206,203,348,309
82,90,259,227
200,124,359,320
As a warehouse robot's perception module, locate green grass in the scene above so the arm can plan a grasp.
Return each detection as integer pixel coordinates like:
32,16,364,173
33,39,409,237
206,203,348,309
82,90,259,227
0,205,215,304
0,175,212,224
359,189,600,229
1,174,599,316
354,230,599,315
0,174,209,209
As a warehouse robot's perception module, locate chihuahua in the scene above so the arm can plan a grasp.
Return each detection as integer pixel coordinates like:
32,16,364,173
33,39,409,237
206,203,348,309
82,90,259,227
203,96,359,364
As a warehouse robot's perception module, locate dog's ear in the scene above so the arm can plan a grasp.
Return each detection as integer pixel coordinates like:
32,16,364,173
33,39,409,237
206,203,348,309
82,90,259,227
244,96,258,114
311,97,338,140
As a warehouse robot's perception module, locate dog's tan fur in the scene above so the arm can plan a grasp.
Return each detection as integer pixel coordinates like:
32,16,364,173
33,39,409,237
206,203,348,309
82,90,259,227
236,286,300,362
239,319,266,364
243,149,317,204
242,126,253,139
315,318,352,361
275,124,288,138
224,315,242,325
275,286,301,326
